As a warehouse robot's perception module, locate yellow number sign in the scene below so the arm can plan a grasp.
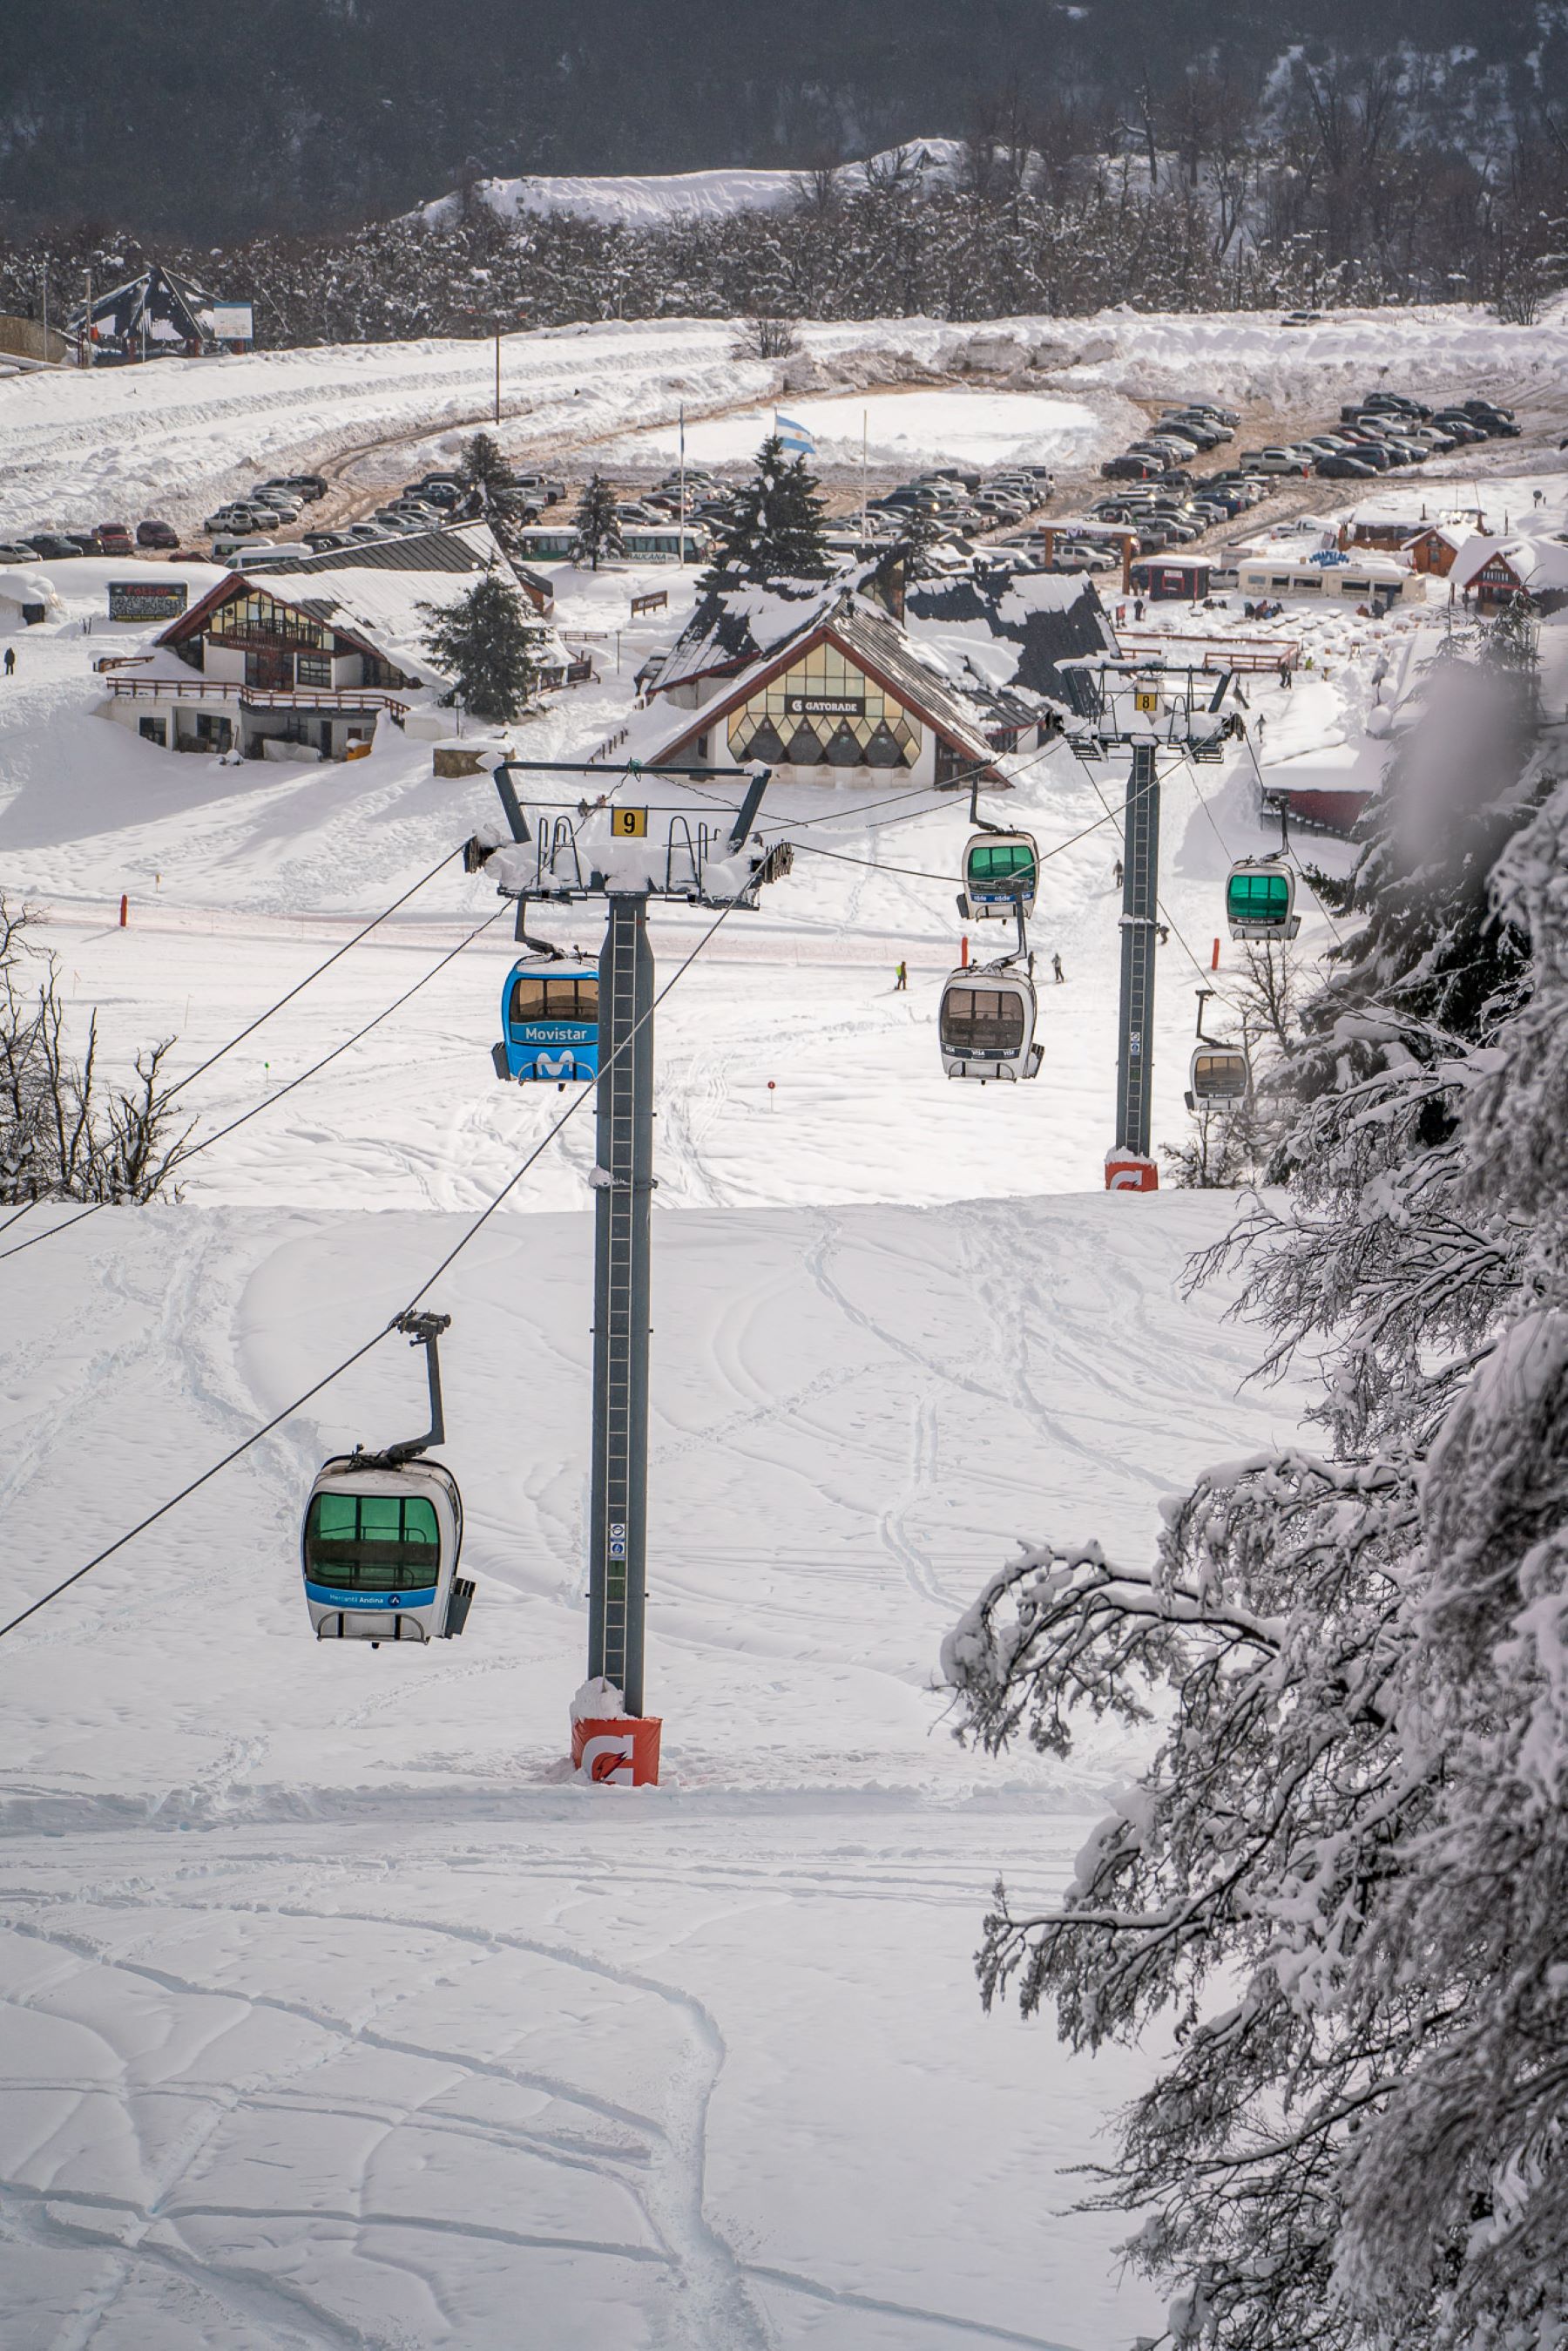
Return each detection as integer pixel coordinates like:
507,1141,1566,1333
1134,688,1160,714
612,806,648,837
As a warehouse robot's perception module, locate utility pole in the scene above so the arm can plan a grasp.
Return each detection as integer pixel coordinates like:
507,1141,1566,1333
1112,741,1160,1182
494,321,501,424
82,266,92,369
677,403,686,567
588,894,654,1716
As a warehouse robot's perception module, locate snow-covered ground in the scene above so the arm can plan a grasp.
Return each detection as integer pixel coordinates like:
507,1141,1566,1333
3,300,1565,548
409,141,968,232
1,369,1558,2342
601,388,1104,471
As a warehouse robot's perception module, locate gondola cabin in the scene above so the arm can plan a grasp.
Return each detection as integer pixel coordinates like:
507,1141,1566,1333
939,970,1044,1081
302,1457,472,1644
1186,1045,1251,1108
1225,860,1301,940
960,832,1040,922
495,961,599,1083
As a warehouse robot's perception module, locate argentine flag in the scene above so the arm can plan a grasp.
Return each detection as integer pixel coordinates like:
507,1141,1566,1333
774,410,816,460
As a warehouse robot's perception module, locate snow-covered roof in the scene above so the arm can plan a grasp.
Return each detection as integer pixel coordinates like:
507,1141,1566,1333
159,522,565,691
69,264,218,346
902,566,1118,703
652,577,840,694
1449,534,1568,595
0,567,62,613
644,591,1002,776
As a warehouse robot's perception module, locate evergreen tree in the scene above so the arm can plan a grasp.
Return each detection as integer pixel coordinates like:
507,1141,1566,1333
457,430,526,517
943,615,1568,2351
573,472,625,570
420,570,541,720
700,435,831,589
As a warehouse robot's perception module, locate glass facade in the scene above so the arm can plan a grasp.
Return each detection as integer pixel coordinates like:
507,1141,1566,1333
727,643,920,769
209,589,333,650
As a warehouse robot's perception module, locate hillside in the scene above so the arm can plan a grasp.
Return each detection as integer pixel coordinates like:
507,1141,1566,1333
8,0,1565,238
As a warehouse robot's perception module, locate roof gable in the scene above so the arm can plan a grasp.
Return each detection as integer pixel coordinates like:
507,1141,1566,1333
645,597,1000,775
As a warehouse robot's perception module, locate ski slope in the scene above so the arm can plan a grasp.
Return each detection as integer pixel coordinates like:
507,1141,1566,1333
3,451,1540,2351
0,1189,1310,2351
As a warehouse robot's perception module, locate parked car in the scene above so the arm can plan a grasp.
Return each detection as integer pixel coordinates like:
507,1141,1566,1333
302,530,355,551
25,534,84,559
1280,309,1324,326
136,518,179,548
280,475,328,500
97,522,135,552
62,532,104,555
1101,455,1163,479
1317,453,1378,478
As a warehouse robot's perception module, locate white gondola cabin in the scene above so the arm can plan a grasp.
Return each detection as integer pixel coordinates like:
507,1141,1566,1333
301,1310,474,1647
1225,858,1301,940
1186,1044,1251,1108
959,831,1039,922
939,968,1044,1081
302,1457,471,1643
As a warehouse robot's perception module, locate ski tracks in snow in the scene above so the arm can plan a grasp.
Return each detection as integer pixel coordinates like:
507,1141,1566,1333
0,1876,776,2351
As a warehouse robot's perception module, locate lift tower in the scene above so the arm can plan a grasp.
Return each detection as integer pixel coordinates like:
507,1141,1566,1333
1057,658,1240,1192
470,758,780,1777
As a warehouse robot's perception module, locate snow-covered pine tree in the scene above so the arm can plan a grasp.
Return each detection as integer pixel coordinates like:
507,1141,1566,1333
700,434,832,589
420,570,541,720
456,430,526,517
943,606,1568,2351
573,472,624,570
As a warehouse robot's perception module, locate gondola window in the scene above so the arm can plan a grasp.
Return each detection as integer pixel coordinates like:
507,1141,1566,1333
941,987,1024,1054
304,1494,441,1591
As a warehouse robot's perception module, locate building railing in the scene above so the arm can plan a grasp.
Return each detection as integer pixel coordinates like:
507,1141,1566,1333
105,677,409,718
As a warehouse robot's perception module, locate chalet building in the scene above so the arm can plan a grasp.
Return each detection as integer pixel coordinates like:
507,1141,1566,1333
1448,534,1568,614
639,585,1003,783
100,523,569,760
70,265,248,362
635,562,1117,783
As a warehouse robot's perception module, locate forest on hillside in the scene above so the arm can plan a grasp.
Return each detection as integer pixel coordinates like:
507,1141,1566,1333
4,67,1567,345
5,0,1568,240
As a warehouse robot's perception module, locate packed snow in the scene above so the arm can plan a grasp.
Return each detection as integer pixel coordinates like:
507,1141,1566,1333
602,388,1104,471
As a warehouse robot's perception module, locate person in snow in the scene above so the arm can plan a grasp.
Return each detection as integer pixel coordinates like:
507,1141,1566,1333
1051,952,1064,984
1113,857,1125,888
894,959,908,992
3,647,14,676
1133,598,1146,620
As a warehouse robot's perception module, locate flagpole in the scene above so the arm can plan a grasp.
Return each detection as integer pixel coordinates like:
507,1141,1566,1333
678,402,686,568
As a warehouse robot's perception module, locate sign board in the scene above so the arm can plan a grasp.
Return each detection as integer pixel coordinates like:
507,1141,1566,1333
108,581,188,623
1133,688,1160,714
209,303,253,342
784,694,864,717
612,806,647,837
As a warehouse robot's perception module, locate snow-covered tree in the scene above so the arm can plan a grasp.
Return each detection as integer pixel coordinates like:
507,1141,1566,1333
700,434,831,588
573,472,624,570
456,430,528,517
943,617,1568,2350
420,570,541,720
